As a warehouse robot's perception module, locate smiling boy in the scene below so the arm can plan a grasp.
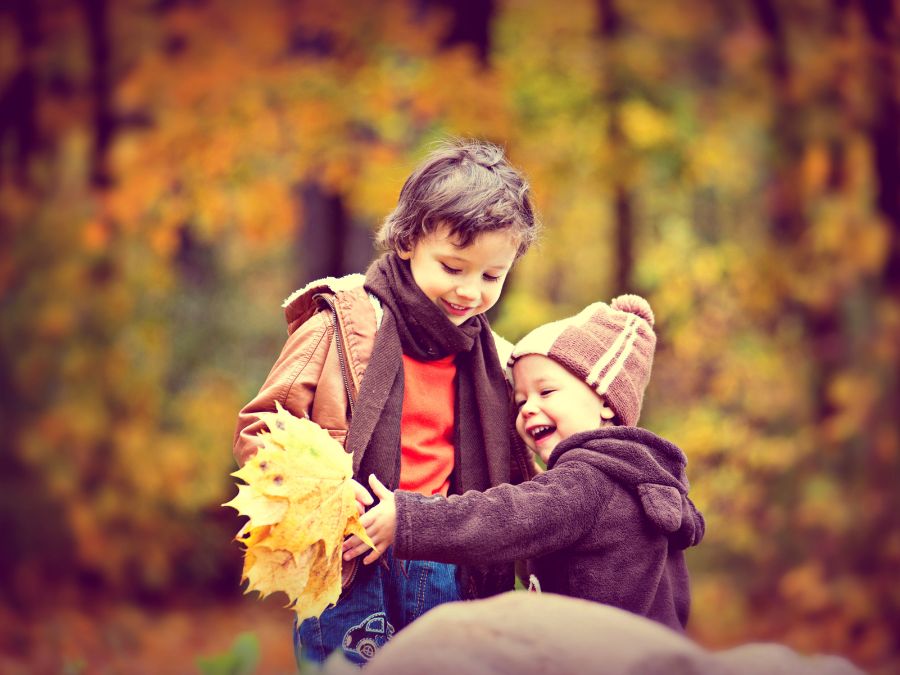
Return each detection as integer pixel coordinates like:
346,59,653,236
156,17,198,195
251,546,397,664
234,139,539,665
347,295,706,631
401,226,518,324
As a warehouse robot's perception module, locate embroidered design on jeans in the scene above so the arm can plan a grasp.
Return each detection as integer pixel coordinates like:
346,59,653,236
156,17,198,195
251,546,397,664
342,611,395,660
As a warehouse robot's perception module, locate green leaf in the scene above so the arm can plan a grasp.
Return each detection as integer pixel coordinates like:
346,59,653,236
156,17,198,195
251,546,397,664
196,632,260,675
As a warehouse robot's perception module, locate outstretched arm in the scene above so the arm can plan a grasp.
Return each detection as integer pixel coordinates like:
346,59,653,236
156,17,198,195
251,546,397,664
397,455,606,566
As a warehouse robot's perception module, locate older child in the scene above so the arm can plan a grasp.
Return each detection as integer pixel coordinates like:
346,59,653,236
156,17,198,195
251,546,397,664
346,295,705,631
233,139,539,666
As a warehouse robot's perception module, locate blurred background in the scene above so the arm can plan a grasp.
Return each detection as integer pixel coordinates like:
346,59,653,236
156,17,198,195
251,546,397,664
1,0,898,673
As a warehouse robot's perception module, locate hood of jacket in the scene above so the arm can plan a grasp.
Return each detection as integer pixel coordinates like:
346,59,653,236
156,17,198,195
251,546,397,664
547,426,705,550
281,273,379,334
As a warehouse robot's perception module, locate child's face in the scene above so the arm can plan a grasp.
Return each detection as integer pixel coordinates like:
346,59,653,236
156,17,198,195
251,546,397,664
513,355,616,463
399,224,518,326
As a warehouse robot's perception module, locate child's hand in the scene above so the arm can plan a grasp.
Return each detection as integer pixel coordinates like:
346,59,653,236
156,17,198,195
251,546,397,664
342,474,397,565
350,477,374,515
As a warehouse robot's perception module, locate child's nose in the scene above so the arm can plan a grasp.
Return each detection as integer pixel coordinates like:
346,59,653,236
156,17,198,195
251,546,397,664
456,283,478,301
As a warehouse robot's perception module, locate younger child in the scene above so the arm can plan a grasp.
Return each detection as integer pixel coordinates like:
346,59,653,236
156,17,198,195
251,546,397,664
345,295,705,631
233,139,539,666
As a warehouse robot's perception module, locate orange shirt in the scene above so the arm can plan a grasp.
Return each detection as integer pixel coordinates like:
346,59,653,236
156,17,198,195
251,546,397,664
399,353,456,497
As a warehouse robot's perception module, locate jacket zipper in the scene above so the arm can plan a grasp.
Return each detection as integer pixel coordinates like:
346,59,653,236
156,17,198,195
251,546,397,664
316,295,356,420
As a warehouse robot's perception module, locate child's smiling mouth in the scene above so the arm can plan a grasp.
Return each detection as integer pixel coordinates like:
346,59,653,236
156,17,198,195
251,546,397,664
527,425,556,442
441,299,476,316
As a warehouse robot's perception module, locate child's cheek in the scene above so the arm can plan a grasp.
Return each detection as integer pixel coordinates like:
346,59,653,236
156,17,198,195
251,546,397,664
514,418,529,444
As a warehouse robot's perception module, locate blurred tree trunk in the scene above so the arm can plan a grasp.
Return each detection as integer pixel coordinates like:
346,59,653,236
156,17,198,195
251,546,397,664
752,0,806,241
596,0,634,297
0,0,39,188
753,0,844,425
860,0,900,293
294,181,351,285
428,0,494,65
0,0,41,549
859,0,900,642
82,0,115,188
293,179,374,287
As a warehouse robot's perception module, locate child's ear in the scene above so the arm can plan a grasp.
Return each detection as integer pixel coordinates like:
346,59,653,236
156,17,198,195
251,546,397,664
397,248,412,260
599,399,616,426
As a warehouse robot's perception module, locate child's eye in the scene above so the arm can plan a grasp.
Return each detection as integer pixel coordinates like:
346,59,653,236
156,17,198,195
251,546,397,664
514,399,525,409
441,263,461,275
540,389,555,397
482,273,501,282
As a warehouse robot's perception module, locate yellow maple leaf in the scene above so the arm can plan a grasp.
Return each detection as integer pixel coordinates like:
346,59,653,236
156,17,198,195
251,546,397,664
224,402,374,621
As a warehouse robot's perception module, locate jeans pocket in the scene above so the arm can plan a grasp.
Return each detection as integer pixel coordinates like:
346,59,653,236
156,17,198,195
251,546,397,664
341,557,360,591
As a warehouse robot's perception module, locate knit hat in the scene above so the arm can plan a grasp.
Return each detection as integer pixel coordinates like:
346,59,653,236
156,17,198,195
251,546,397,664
508,295,656,427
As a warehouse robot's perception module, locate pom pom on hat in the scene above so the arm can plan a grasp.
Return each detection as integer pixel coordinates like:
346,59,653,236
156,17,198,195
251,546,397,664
610,294,654,327
509,295,657,427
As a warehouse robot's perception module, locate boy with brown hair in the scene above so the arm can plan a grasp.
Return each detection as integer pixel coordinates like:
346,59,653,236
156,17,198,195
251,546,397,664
346,295,705,631
233,139,539,665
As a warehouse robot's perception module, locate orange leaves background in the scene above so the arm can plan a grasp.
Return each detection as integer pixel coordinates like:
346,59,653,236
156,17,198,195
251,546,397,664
1,0,898,672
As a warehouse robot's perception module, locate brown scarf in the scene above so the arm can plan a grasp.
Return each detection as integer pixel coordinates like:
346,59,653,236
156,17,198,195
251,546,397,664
345,253,514,496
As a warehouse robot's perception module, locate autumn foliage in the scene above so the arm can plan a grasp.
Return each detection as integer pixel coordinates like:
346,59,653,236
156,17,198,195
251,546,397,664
1,0,898,673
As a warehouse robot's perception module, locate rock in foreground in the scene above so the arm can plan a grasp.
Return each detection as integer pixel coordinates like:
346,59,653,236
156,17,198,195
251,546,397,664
360,592,864,675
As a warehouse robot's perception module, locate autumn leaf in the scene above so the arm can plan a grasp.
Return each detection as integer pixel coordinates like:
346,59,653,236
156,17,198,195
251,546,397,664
223,402,373,621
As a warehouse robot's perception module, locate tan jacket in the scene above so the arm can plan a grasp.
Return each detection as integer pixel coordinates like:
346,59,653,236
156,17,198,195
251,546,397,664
234,274,526,475
233,274,379,468
232,274,534,597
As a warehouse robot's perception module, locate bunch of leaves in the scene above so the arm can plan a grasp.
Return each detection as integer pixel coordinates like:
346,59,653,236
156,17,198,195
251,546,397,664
224,403,373,622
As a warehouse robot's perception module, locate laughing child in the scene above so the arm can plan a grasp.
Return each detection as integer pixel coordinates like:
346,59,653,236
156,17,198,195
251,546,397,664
345,295,705,631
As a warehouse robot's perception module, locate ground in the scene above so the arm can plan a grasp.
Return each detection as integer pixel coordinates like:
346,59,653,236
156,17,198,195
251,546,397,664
0,595,297,674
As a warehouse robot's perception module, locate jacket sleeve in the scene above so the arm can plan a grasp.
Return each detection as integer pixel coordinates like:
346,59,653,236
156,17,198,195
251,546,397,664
232,310,333,467
393,458,608,565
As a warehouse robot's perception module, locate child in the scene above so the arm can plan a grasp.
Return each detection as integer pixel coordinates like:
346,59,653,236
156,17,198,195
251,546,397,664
346,295,705,631
232,139,540,666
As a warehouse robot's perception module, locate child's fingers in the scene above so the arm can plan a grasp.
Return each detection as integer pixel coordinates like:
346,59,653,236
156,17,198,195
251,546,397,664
351,478,374,506
363,546,385,565
343,539,374,561
368,474,392,500
356,496,372,515
343,534,364,552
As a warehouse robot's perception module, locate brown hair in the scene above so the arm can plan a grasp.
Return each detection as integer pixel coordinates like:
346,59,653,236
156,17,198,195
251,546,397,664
376,139,539,258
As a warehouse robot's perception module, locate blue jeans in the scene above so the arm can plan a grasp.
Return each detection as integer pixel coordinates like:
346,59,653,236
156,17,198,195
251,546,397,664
294,549,460,667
